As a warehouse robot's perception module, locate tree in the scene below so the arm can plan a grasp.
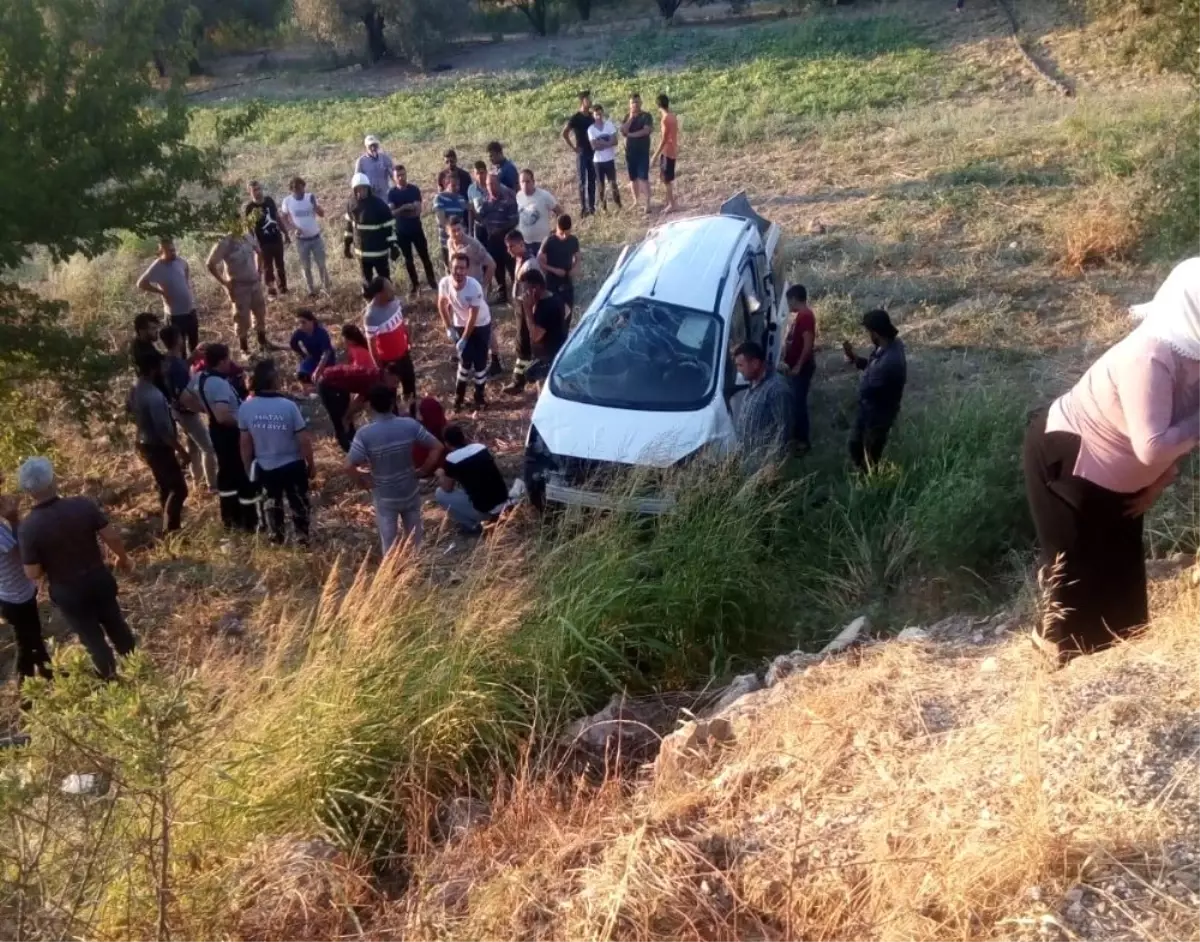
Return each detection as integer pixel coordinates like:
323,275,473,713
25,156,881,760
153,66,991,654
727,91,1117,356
0,0,252,416
479,0,556,35
153,0,290,75
294,0,466,65
653,0,684,20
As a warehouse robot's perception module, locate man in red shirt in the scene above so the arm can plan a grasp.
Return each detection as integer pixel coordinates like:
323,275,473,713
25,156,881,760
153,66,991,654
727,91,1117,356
782,284,817,453
315,361,406,453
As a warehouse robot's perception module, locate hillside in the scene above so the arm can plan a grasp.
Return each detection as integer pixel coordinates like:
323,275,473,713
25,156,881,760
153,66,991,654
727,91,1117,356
0,0,1197,937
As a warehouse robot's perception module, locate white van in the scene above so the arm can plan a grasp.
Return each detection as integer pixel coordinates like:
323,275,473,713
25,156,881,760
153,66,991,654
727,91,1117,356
524,194,787,513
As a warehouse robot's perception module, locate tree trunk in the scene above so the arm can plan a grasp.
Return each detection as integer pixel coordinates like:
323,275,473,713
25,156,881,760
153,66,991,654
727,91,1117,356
575,0,592,20
363,6,388,63
520,0,549,35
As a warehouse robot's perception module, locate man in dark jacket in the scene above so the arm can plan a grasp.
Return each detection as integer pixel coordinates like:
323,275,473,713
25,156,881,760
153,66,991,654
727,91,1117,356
344,172,400,294
843,309,907,471
128,350,190,532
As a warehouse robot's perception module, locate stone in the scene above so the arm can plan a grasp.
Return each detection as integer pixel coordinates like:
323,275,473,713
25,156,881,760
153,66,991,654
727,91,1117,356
560,694,681,766
980,656,999,672
765,651,820,687
706,673,763,716
655,717,736,782
438,796,490,843
896,626,928,642
820,615,868,655
808,219,827,235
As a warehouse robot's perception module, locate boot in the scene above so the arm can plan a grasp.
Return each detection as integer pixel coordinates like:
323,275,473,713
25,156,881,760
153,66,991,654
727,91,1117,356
473,384,487,409
454,380,467,412
488,353,504,379
503,374,526,395
239,336,251,356
257,332,283,353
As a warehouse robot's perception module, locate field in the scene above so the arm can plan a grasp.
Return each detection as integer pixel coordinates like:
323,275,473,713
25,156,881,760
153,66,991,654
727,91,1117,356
2,0,1198,936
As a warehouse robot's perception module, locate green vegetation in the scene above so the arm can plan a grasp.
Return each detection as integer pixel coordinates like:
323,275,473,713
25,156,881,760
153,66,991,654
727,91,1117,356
194,16,958,146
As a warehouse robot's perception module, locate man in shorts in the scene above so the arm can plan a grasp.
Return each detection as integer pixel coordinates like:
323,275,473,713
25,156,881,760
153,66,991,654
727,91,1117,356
587,104,622,211
620,93,654,213
651,93,679,214
206,221,277,354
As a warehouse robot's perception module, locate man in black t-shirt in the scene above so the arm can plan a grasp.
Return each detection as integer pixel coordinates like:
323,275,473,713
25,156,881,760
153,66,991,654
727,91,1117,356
434,424,510,534
537,214,581,320
517,269,567,387
561,90,596,216
387,164,438,295
244,180,289,297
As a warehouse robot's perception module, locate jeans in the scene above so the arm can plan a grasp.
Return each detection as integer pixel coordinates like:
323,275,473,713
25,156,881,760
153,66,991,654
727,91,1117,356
374,495,423,554
257,460,310,544
790,360,815,447
296,235,330,293
137,441,188,532
169,310,199,354
317,384,355,452
50,568,136,681
176,410,218,489
596,161,620,207
435,487,491,533
576,150,596,212
486,231,516,297
849,416,892,471
397,229,438,290
260,240,288,292
0,595,51,684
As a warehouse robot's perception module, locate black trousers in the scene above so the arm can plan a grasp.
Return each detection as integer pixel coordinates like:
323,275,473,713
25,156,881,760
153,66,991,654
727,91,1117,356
1023,410,1147,657
382,353,417,401
359,256,391,293
258,460,311,544
486,231,516,296
261,240,288,292
397,229,437,290
317,384,355,452
576,150,596,212
137,442,188,532
169,310,200,355
50,568,136,681
0,595,51,684
596,161,621,207
790,359,816,447
210,422,258,530
849,415,891,471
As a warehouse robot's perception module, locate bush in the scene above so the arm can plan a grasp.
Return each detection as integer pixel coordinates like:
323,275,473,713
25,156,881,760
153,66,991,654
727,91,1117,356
1083,0,1200,74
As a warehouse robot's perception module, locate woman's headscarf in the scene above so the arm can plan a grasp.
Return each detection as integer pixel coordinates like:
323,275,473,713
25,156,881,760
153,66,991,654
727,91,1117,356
1132,257,1200,360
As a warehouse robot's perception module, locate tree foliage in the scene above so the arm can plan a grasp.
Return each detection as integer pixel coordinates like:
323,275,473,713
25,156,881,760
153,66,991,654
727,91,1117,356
293,0,467,65
0,0,253,410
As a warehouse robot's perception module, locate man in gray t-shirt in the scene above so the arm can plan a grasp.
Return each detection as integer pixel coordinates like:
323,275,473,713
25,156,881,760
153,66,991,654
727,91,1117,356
346,384,443,554
238,361,315,545
136,237,199,353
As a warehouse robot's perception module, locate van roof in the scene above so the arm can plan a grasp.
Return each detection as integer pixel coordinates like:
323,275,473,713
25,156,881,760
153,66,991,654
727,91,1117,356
607,215,753,312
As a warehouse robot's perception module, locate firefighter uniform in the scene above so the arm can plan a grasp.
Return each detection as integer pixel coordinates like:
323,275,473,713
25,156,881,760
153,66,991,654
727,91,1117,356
344,192,400,289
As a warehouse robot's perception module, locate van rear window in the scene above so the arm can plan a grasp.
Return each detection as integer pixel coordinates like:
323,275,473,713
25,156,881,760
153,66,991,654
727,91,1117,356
549,299,720,412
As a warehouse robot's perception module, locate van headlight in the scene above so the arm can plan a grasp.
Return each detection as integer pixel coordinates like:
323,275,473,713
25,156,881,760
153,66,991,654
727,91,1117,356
524,424,558,477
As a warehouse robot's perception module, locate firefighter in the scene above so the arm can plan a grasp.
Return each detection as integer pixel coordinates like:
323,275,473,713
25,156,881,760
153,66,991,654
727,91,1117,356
344,171,400,296
189,343,259,531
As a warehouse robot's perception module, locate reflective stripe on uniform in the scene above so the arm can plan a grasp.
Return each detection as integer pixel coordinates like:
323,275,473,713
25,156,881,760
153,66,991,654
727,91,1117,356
356,222,393,231
218,489,237,498
355,248,390,258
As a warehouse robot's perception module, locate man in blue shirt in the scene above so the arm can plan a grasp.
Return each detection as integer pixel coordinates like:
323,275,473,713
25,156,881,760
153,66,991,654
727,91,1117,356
732,341,793,473
433,173,469,273
487,141,519,191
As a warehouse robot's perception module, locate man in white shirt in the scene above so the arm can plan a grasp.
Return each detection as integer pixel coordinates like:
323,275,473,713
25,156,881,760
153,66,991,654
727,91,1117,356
280,176,331,297
587,105,622,211
437,253,492,411
515,169,560,256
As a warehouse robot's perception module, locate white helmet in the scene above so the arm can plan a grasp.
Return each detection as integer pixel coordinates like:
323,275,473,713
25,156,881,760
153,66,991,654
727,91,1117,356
350,172,371,190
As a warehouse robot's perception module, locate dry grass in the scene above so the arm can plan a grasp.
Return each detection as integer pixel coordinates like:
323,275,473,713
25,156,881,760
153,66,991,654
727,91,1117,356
1055,183,1143,274
392,575,1200,941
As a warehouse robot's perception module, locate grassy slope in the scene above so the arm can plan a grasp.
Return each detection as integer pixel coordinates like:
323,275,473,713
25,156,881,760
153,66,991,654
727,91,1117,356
2,2,1197,935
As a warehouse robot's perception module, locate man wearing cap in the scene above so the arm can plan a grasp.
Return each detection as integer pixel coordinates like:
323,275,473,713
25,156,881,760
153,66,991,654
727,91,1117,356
354,135,395,200
345,172,401,292
843,309,907,471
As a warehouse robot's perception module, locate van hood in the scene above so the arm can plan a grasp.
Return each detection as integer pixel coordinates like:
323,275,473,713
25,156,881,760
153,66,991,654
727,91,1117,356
530,392,733,468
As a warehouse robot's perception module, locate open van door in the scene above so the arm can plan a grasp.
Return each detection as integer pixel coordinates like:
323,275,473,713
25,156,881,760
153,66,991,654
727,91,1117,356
723,192,787,368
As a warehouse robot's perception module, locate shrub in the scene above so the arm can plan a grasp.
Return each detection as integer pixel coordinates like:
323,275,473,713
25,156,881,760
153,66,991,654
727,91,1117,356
1082,0,1200,74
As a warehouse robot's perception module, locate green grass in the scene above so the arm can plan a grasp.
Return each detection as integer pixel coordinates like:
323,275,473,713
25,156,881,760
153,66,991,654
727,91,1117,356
191,16,960,148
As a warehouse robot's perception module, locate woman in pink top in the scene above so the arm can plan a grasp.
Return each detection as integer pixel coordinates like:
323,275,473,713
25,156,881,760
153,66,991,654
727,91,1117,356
1023,258,1200,662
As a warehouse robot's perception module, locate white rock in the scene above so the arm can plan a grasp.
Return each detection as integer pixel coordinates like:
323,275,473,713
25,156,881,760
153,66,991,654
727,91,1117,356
655,717,735,781
707,673,763,716
980,656,999,672
765,651,819,687
896,626,928,642
820,615,867,655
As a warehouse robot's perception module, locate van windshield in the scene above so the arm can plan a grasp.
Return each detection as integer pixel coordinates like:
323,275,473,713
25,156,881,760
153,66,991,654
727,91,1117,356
549,298,721,412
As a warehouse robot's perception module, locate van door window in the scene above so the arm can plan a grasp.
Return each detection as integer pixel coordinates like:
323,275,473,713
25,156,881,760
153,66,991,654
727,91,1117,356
738,265,766,349
724,287,749,401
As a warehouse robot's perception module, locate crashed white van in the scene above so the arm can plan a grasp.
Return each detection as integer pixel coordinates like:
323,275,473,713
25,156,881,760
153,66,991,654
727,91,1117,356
524,194,787,513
